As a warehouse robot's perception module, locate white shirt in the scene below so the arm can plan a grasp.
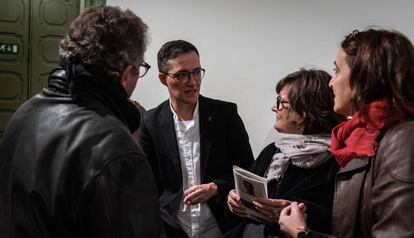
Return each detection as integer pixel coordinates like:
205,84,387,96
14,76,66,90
170,101,222,238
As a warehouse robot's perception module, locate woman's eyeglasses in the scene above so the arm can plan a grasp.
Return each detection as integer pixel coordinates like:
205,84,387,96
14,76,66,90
276,96,290,111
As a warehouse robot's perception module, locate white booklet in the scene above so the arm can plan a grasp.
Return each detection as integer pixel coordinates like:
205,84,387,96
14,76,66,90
233,165,269,223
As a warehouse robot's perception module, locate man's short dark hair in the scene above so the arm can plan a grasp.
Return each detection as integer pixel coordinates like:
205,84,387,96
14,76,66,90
157,40,199,73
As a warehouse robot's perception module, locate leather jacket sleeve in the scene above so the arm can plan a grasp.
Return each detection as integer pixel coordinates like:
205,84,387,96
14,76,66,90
76,154,163,238
367,121,414,238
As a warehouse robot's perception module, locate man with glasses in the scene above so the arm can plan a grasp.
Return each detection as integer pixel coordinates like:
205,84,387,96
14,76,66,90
138,40,254,238
0,6,162,238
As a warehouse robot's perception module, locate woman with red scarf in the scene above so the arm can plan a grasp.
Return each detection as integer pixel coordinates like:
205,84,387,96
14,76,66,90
278,28,414,238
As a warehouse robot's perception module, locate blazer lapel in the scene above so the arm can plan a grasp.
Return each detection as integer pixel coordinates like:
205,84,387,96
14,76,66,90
158,102,182,182
199,96,213,181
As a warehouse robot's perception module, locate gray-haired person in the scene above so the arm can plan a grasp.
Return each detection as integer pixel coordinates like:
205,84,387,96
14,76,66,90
0,6,163,238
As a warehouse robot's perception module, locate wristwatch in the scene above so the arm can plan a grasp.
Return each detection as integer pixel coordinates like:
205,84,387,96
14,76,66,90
297,227,311,238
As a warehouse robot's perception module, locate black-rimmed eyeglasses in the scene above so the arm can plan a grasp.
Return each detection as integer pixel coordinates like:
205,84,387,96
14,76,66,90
276,96,289,111
138,62,151,78
162,68,205,83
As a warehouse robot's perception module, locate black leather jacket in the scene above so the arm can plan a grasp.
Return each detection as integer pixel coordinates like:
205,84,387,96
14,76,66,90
0,68,163,238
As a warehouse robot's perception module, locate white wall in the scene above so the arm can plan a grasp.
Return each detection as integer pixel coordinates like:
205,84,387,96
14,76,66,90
108,0,414,157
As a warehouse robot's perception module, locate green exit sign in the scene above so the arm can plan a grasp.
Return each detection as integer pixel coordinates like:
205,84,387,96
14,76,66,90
0,43,18,54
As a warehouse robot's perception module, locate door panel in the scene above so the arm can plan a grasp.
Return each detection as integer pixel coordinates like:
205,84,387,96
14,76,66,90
0,0,29,138
0,0,105,140
84,0,106,6
30,0,79,95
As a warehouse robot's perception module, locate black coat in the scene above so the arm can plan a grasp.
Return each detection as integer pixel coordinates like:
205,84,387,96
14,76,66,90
0,68,163,238
227,143,338,238
138,96,254,237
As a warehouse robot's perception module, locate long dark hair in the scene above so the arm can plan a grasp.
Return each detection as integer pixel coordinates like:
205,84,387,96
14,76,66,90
341,28,414,117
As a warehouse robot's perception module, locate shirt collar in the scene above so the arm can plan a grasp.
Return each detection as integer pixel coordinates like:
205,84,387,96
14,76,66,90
169,100,199,121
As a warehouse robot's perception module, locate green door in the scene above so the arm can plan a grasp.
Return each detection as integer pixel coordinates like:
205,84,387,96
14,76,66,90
0,0,105,141
30,0,81,95
0,0,30,140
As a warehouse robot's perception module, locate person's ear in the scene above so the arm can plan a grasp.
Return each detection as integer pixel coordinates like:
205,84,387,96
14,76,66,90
159,73,167,86
119,65,136,96
119,65,134,87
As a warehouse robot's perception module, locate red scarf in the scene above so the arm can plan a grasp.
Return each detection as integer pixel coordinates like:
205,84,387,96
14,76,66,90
331,99,414,167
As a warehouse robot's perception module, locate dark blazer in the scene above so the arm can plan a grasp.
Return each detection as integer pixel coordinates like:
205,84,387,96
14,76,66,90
138,95,254,237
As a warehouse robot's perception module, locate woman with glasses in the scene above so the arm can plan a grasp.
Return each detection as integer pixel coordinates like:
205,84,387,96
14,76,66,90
226,69,345,238
279,29,414,238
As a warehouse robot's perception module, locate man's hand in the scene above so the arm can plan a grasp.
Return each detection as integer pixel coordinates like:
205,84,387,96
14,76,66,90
183,182,218,205
227,189,248,217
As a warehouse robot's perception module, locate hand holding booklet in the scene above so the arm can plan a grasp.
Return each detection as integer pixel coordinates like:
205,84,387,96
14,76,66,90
233,165,270,223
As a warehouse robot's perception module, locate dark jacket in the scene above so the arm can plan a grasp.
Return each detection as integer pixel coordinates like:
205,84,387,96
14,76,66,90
328,120,414,238
228,143,338,238
0,68,162,238
138,96,254,237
